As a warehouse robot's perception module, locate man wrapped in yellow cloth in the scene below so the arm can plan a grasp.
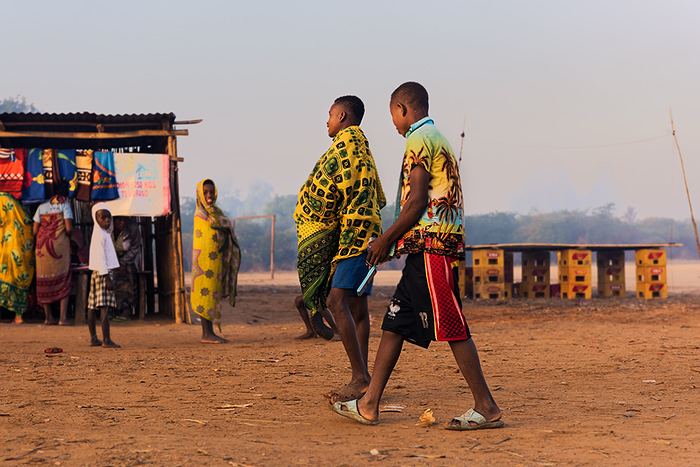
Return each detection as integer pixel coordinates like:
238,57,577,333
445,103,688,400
295,95,385,402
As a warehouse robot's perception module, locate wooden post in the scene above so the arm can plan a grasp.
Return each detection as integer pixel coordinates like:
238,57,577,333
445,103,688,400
138,273,147,320
74,271,89,325
270,215,275,279
172,137,189,324
168,135,185,324
670,109,700,260
142,217,155,315
230,215,275,280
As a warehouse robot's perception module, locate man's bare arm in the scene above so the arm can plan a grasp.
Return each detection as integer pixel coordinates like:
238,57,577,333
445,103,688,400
367,165,429,266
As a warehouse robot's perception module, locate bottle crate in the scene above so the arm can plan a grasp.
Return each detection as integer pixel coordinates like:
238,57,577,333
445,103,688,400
598,282,626,298
558,249,592,267
636,282,667,299
560,283,592,299
635,249,666,267
559,266,592,285
520,283,551,299
636,266,667,284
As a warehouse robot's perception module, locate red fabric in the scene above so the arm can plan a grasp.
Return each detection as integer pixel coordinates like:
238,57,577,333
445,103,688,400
425,253,469,341
0,149,25,197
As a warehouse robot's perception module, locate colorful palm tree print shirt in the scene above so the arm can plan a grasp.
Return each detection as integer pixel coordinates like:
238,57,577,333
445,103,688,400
396,118,465,257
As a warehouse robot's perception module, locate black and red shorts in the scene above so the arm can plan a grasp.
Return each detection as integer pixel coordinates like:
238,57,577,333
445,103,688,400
381,252,470,348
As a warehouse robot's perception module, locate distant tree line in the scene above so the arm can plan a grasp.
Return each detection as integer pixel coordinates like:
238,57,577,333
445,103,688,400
0,95,39,113
181,197,696,273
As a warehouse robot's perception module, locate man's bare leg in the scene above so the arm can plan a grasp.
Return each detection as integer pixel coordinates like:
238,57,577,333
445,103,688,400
294,295,316,340
201,318,227,344
347,295,370,364
87,308,102,346
101,306,120,348
446,338,501,425
43,304,57,325
355,330,405,422
326,287,371,396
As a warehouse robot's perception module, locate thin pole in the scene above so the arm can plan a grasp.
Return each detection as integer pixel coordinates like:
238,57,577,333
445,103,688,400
458,113,466,168
670,108,700,260
270,215,275,279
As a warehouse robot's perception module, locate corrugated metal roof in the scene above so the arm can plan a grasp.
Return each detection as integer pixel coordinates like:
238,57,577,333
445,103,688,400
0,112,175,124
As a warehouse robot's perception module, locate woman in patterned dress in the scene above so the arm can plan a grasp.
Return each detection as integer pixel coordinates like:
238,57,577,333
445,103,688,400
190,179,240,343
33,180,74,325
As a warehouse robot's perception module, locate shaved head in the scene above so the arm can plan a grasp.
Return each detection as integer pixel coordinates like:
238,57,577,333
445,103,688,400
333,95,365,125
390,81,429,113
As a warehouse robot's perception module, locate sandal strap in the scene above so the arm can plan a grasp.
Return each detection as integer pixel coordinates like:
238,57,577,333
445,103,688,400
453,409,486,427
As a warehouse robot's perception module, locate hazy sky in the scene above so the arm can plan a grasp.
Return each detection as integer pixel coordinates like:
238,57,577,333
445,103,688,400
4,0,700,219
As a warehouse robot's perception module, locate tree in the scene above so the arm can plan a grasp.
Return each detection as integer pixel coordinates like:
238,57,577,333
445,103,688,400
0,95,39,113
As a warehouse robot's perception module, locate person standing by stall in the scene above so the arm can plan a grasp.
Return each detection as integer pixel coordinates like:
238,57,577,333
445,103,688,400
0,192,35,324
190,179,241,343
33,180,74,325
111,216,141,321
87,203,120,348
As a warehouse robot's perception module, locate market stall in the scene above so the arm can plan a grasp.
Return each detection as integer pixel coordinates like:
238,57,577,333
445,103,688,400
0,112,195,323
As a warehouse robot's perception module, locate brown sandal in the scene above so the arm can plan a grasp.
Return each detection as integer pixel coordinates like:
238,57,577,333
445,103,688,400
324,384,366,403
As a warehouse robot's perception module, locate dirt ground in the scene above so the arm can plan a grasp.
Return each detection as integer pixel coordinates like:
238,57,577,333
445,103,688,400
2,267,700,466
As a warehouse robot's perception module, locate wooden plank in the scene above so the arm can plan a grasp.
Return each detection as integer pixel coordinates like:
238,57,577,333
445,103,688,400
0,129,188,139
0,121,164,128
173,119,203,125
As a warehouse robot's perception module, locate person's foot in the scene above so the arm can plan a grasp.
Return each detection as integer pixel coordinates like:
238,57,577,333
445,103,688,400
58,321,73,326
331,398,379,424
90,337,103,346
444,408,503,430
326,383,368,403
14,315,24,324
44,320,58,325
201,334,228,344
295,330,316,340
102,340,121,348
356,396,380,423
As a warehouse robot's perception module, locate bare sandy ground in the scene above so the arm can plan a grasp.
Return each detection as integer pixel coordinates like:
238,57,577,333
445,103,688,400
1,264,699,466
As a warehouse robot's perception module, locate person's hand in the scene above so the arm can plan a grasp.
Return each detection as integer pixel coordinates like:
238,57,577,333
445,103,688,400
106,276,115,291
367,235,392,266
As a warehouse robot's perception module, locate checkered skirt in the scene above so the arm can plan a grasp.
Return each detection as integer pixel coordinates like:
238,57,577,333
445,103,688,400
87,270,117,309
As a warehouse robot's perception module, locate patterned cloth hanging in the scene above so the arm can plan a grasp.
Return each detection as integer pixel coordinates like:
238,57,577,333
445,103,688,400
0,149,25,197
42,149,59,199
22,148,46,204
91,151,120,201
56,149,78,198
75,150,94,202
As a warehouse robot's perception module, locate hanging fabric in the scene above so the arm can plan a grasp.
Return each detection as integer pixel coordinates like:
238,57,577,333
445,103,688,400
75,150,94,202
42,149,60,199
91,151,120,201
56,149,78,198
22,148,46,203
0,148,25,197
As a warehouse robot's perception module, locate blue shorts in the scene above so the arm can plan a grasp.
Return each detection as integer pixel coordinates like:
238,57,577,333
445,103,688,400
332,252,373,296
